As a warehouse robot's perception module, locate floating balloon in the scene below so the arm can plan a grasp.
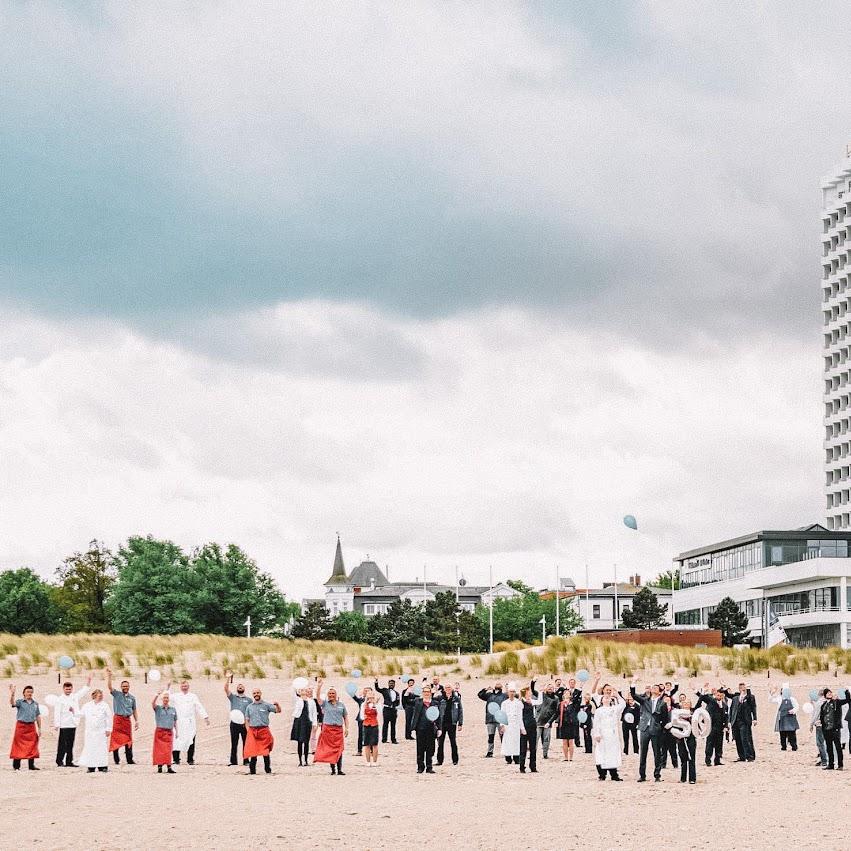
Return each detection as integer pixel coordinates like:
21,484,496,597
148,669,161,683
350,669,362,679
577,710,588,724
58,655,74,670
802,702,814,715
691,707,711,738
837,688,847,700
292,676,309,691
623,515,638,531
413,685,422,697
345,682,358,697
809,689,819,701
576,669,589,683
38,704,49,718
495,710,509,725
230,709,245,724
425,705,439,721
44,694,58,707
781,687,791,699
487,701,501,716
623,712,634,725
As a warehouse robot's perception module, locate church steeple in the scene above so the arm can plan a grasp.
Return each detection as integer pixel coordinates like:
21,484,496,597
324,535,348,586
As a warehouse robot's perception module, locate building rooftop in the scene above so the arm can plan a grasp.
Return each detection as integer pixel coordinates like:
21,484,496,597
324,536,348,585
675,524,844,562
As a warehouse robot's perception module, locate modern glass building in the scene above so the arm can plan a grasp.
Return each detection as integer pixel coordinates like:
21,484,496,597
673,525,851,648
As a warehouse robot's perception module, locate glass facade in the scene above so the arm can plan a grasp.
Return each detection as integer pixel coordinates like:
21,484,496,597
767,587,840,615
785,624,841,648
675,608,701,625
679,535,851,588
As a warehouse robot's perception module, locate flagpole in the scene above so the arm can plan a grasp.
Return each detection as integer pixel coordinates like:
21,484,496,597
488,564,494,655
613,562,619,630
555,563,560,637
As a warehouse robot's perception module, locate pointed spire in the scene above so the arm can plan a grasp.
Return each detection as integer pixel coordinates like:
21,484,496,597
324,535,347,585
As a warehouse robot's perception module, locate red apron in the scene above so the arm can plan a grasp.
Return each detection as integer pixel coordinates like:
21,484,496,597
9,721,39,760
313,724,345,763
152,727,173,765
244,725,274,757
109,714,133,751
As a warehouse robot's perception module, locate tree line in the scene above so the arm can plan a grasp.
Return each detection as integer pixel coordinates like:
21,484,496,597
0,537,299,636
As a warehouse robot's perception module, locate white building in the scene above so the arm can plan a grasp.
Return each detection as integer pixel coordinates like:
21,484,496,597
555,575,673,631
673,525,851,648
821,158,851,530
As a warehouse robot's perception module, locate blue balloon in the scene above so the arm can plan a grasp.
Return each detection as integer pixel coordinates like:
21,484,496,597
781,687,791,698
350,669,362,679
487,701,500,716
425,705,439,721
837,688,847,700
58,655,74,670
623,515,638,531
495,710,508,725
577,710,588,724
345,682,358,697
809,689,819,701
576,669,589,683
413,685,422,697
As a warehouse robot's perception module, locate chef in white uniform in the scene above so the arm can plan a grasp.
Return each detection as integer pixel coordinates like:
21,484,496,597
167,680,209,765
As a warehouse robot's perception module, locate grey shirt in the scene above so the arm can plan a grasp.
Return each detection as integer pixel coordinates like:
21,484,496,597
245,700,277,728
320,700,347,726
111,689,137,717
14,698,40,723
154,705,177,730
229,693,252,713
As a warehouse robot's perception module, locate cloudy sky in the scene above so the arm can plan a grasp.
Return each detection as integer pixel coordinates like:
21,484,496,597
0,1,846,600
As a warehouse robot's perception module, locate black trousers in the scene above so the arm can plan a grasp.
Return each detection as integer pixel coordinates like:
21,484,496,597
677,735,697,782
732,722,755,761
436,723,458,765
229,721,247,764
382,709,398,743
622,724,638,754
357,720,363,753
56,728,76,766
824,729,844,768
779,730,798,751
519,729,537,771
404,706,414,739
638,730,662,780
416,728,436,771
112,744,133,764
172,736,195,764
661,730,679,768
705,728,724,765
248,754,271,773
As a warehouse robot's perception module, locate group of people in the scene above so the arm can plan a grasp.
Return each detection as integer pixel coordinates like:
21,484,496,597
10,669,851,782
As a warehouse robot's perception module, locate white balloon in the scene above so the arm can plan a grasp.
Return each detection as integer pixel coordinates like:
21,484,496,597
44,694,58,707
230,709,245,724
803,702,814,715
670,714,692,740
623,712,634,724
148,669,161,683
691,707,711,738
292,676,309,691
38,705,49,718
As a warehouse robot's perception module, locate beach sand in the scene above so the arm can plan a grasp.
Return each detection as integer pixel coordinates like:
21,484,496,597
1,668,842,850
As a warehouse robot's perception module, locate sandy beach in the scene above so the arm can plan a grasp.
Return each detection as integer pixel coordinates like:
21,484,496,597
1,667,844,850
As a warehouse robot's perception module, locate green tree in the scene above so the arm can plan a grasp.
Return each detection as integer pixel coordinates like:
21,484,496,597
0,568,61,634
653,569,681,590
476,585,582,645
708,596,749,647
108,536,201,635
332,610,369,644
366,599,429,650
191,543,298,636
291,601,334,640
620,586,670,629
53,540,115,632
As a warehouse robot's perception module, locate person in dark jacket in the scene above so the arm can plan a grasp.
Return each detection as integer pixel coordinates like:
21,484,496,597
530,679,558,759
555,688,581,761
411,686,440,774
659,694,679,769
723,682,757,762
477,682,507,757
819,687,849,770
401,679,417,740
630,679,669,782
578,692,594,754
373,679,400,744
518,686,539,773
436,685,463,766
697,686,728,766
622,694,639,755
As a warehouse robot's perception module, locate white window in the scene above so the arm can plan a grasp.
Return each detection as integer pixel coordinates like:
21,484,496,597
364,604,374,615
592,604,601,619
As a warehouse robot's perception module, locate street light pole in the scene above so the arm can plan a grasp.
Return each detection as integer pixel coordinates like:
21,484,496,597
555,563,560,637
613,563,619,630
540,614,546,646
488,564,494,655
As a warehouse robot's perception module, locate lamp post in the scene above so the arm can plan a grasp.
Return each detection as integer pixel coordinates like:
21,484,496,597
488,564,494,655
555,563,560,637
539,614,546,646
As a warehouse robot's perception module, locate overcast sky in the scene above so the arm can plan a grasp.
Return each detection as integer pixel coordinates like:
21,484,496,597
0,1,847,601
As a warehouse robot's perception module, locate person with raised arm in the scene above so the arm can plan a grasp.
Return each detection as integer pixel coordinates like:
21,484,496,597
666,694,697,784
166,680,209,766
8,684,41,771
531,679,559,759
224,671,251,766
53,674,91,768
518,685,541,773
373,678,400,744
696,684,728,767
769,684,799,751
78,687,112,773
621,692,640,755
555,683,581,762
106,668,138,765
722,681,757,762
313,679,349,775
477,680,507,758
630,676,669,782
291,683,318,767
401,678,417,740
818,687,849,770
243,688,282,775
359,687,383,766
151,690,177,774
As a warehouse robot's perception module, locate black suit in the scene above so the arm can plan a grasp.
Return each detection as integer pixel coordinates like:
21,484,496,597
724,689,757,761
697,694,728,765
374,682,400,743
402,687,417,740
631,688,669,780
411,699,438,772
